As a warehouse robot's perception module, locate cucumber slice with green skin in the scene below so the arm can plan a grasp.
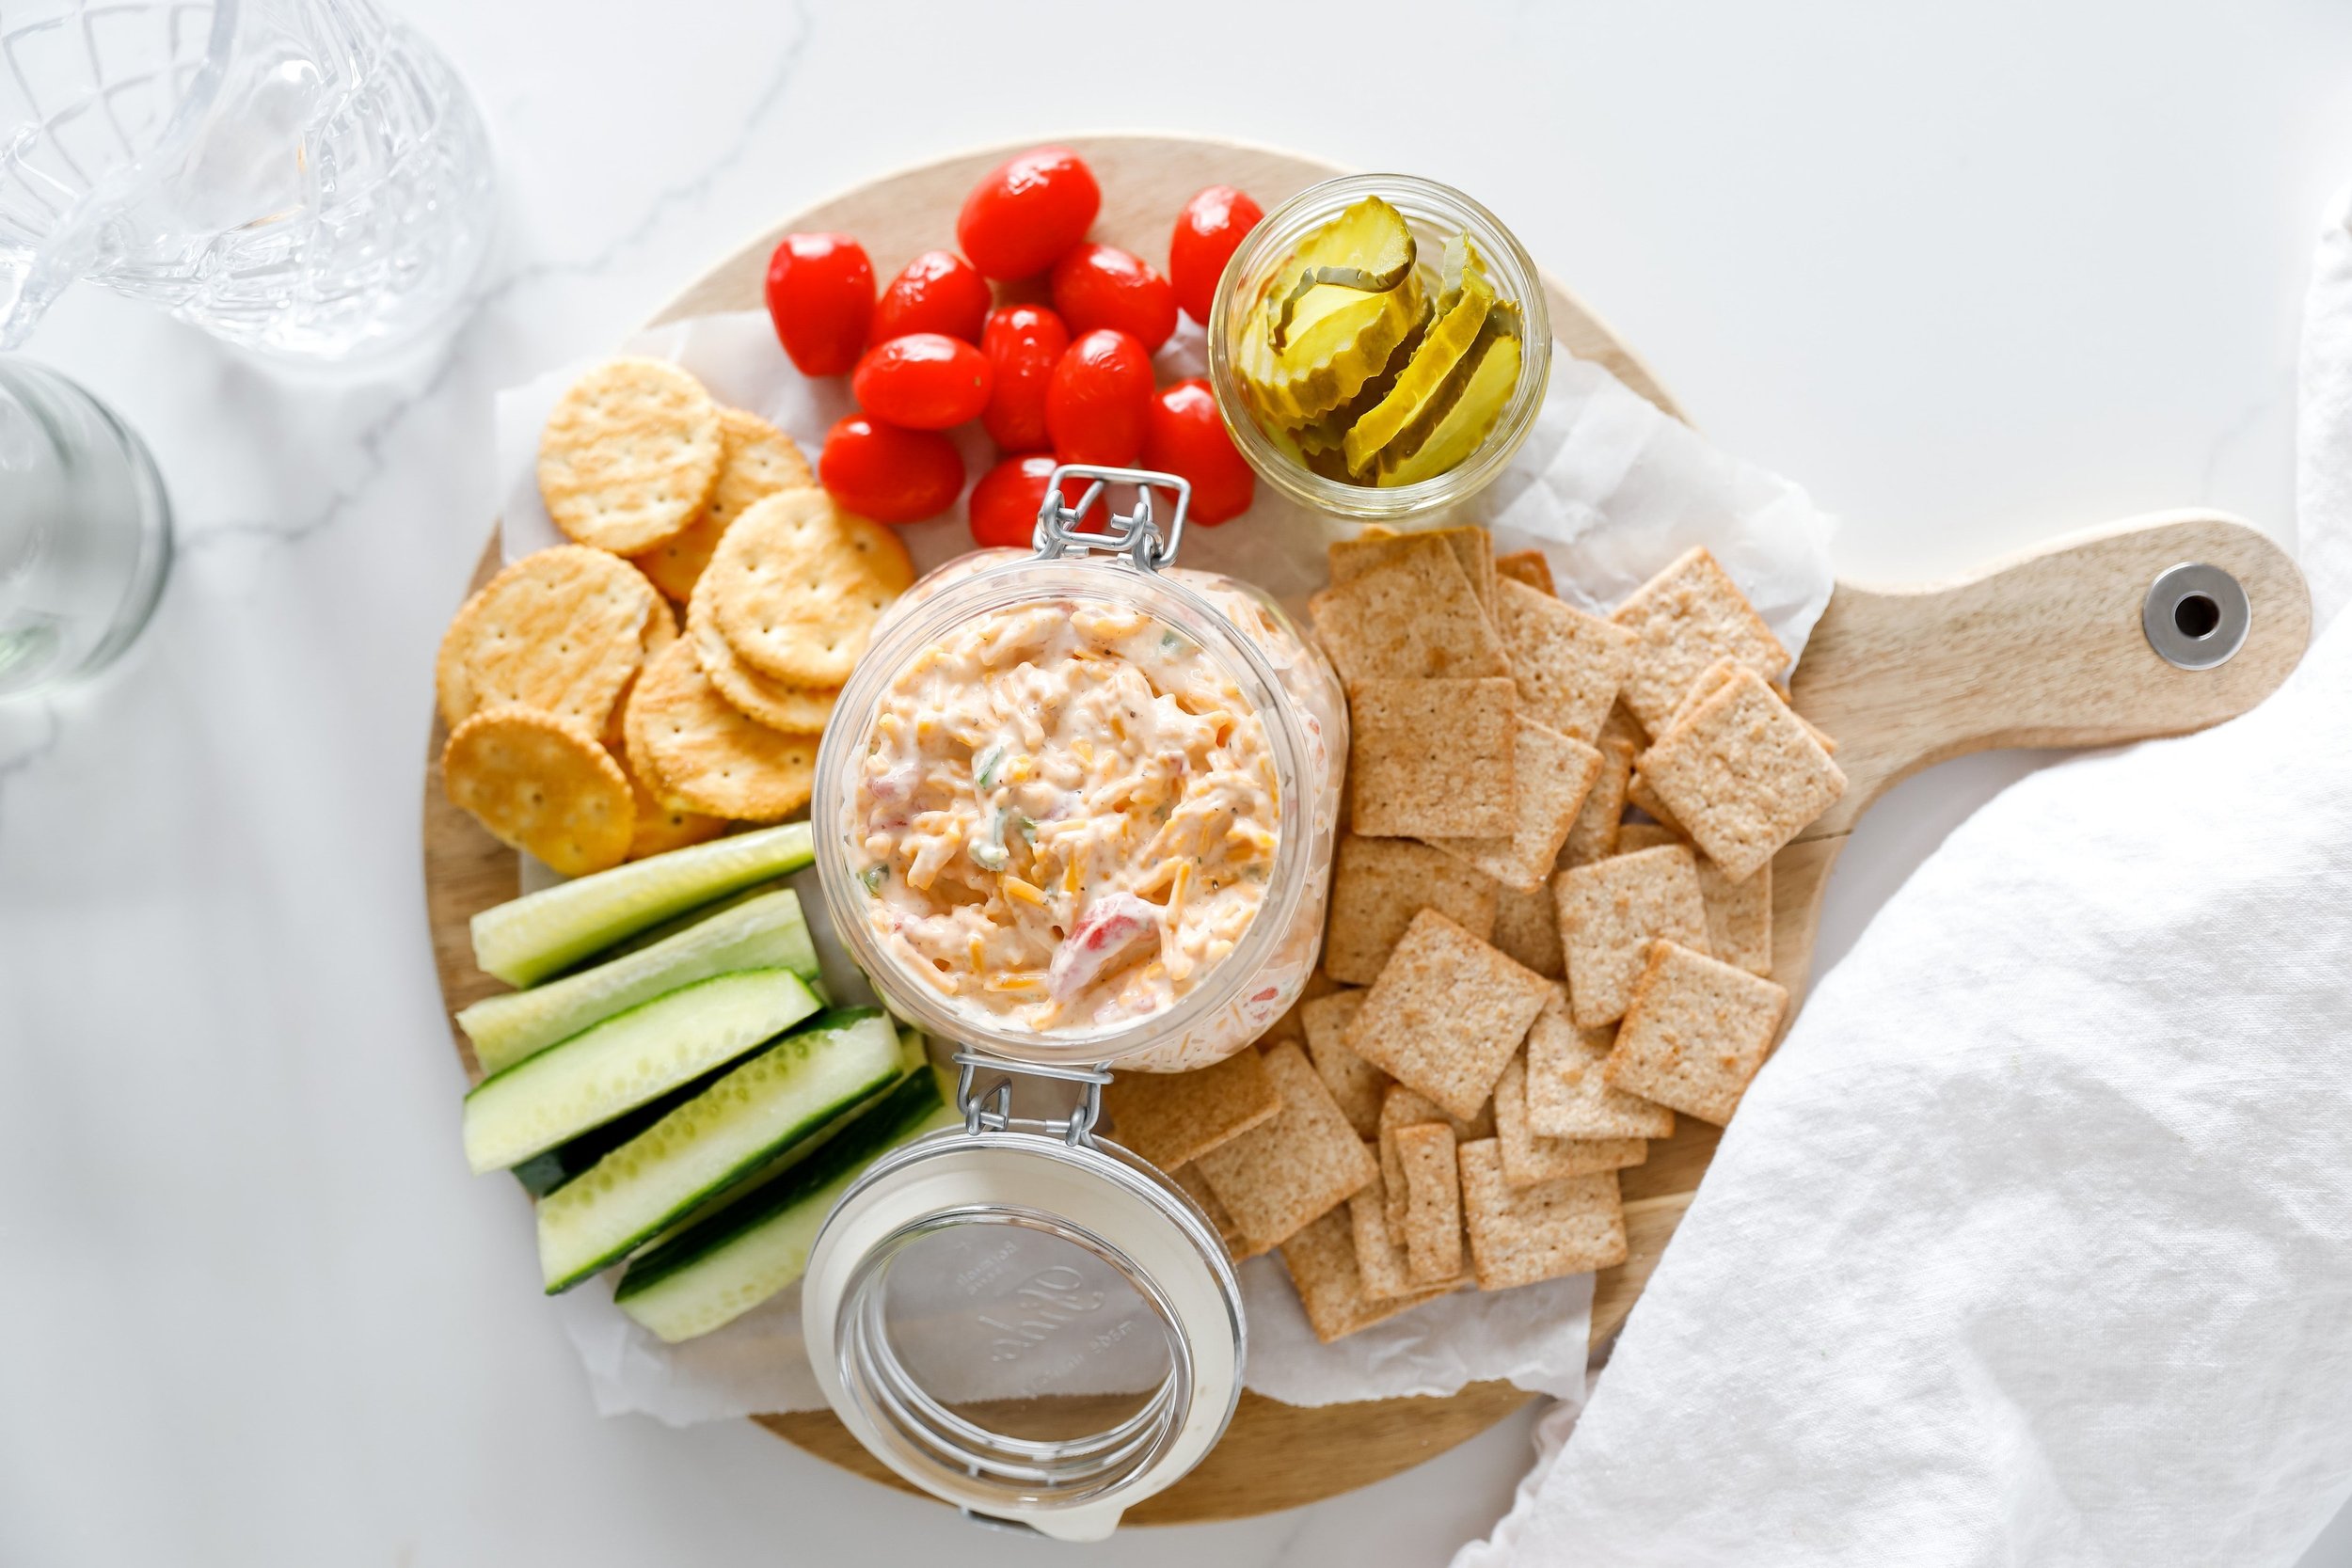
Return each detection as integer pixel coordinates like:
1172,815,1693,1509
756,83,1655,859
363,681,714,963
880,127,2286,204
461,968,819,1174
552,878,794,974
613,1069,955,1343
460,889,817,1075
470,823,815,987
534,1009,905,1292
509,1046,749,1199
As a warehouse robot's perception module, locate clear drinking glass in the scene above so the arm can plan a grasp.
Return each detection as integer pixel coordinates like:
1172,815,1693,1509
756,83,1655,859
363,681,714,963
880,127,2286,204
0,0,498,361
0,359,172,699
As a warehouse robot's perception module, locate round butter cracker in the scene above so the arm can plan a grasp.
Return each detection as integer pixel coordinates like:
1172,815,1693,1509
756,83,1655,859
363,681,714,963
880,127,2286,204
686,568,837,735
629,408,813,602
443,706,636,877
625,637,818,821
537,357,723,554
705,487,914,687
435,546,657,731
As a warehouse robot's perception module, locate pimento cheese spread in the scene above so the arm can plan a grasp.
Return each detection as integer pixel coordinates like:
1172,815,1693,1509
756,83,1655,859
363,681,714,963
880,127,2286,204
850,598,1280,1034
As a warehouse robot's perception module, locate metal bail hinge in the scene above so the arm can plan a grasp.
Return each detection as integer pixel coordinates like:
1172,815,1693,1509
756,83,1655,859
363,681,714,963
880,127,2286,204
1032,464,1192,572
952,1049,1113,1148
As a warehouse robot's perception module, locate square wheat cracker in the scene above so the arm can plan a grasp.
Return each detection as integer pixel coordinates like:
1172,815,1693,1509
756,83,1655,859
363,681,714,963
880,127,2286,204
1494,1053,1646,1185
1459,1140,1629,1290
1623,770,1683,835
1666,654,1838,755
1613,820,1684,855
1351,1165,1463,1299
1300,990,1388,1137
1344,911,1552,1122
1195,1041,1377,1251
1609,546,1790,734
1422,721,1602,894
1174,1164,1263,1261
1322,834,1500,986
1103,1047,1280,1170
1493,548,1554,595
1524,987,1674,1140
1558,733,1636,869
1697,854,1772,975
1393,1122,1465,1284
1553,844,1710,1027
1494,578,1634,743
1320,535,1509,682
1348,678,1517,838
1637,663,1847,881
1379,1085,1493,1234
1330,526,1496,615
1607,939,1788,1125
1489,880,1563,979
1281,1207,1453,1342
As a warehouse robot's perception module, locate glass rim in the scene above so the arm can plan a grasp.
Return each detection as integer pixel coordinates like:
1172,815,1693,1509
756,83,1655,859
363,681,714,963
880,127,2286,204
1205,170,1554,523
810,551,1322,1068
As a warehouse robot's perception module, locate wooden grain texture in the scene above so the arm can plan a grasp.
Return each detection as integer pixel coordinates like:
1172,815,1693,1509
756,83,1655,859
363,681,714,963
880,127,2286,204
419,135,2312,1524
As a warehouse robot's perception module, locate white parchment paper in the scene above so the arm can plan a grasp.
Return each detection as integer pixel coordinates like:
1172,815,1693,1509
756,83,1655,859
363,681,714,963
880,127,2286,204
493,310,1836,1424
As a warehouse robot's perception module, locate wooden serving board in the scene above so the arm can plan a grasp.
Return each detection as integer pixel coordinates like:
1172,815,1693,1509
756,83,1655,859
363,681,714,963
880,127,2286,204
421,133,2312,1525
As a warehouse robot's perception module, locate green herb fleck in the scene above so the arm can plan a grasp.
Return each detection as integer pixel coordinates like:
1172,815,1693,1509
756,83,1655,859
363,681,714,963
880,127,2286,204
974,745,1006,791
859,864,886,894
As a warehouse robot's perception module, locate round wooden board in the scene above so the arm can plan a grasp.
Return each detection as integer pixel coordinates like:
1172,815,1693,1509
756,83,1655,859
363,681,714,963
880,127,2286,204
421,132,1689,1525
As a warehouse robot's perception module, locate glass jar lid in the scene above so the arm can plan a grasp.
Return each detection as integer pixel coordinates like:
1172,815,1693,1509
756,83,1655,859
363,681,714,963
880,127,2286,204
803,1053,1245,1540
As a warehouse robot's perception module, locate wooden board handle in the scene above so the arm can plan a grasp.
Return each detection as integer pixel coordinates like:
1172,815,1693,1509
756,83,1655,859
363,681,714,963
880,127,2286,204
1791,511,2310,836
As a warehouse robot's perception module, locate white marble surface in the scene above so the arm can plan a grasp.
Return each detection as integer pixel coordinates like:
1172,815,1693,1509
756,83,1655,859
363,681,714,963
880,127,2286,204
5,2,2352,1563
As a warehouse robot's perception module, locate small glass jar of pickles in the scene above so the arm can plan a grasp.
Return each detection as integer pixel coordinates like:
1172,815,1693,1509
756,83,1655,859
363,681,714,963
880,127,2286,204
1207,173,1551,522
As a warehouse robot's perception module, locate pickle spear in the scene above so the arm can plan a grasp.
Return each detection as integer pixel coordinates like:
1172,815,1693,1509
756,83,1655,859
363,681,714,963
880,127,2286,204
1342,241,1496,474
1266,196,1417,352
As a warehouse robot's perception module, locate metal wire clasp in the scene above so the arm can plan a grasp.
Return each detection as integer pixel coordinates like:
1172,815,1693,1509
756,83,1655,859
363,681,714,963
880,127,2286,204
1032,464,1192,572
952,1049,1113,1148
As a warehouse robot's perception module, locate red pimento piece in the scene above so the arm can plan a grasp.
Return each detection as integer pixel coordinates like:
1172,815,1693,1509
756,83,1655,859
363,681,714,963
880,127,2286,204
1142,377,1253,525
873,249,992,345
1048,892,1162,1001
1044,329,1154,467
956,146,1102,281
818,415,964,524
764,232,874,375
851,332,993,431
1050,243,1177,355
1168,185,1263,325
979,305,1069,451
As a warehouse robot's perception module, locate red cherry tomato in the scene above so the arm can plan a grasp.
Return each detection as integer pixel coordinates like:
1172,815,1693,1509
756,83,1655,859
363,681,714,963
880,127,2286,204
1169,185,1263,325
818,415,964,524
1142,377,1254,525
764,232,874,375
1045,329,1154,467
968,453,1108,547
1049,244,1177,355
978,305,1069,451
850,333,993,431
872,250,992,344
956,146,1103,280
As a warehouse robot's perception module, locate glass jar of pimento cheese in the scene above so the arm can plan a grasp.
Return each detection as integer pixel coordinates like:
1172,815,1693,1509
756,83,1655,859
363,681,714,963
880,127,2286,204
800,467,1343,1536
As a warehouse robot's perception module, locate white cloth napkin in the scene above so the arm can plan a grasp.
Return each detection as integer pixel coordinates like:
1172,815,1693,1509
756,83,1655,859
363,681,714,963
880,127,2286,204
1455,191,2352,1567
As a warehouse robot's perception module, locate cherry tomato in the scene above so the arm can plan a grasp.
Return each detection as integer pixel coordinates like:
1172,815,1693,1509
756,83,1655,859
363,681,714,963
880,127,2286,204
872,249,992,344
1049,244,1176,354
978,305,1069,451
968,453,1107,547
850,332,993,431
818,415,964,524
956,146,1102,280
764,232,874,375
1142,377,1254,524
1169,185,1263,325
1045,329,1154,467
